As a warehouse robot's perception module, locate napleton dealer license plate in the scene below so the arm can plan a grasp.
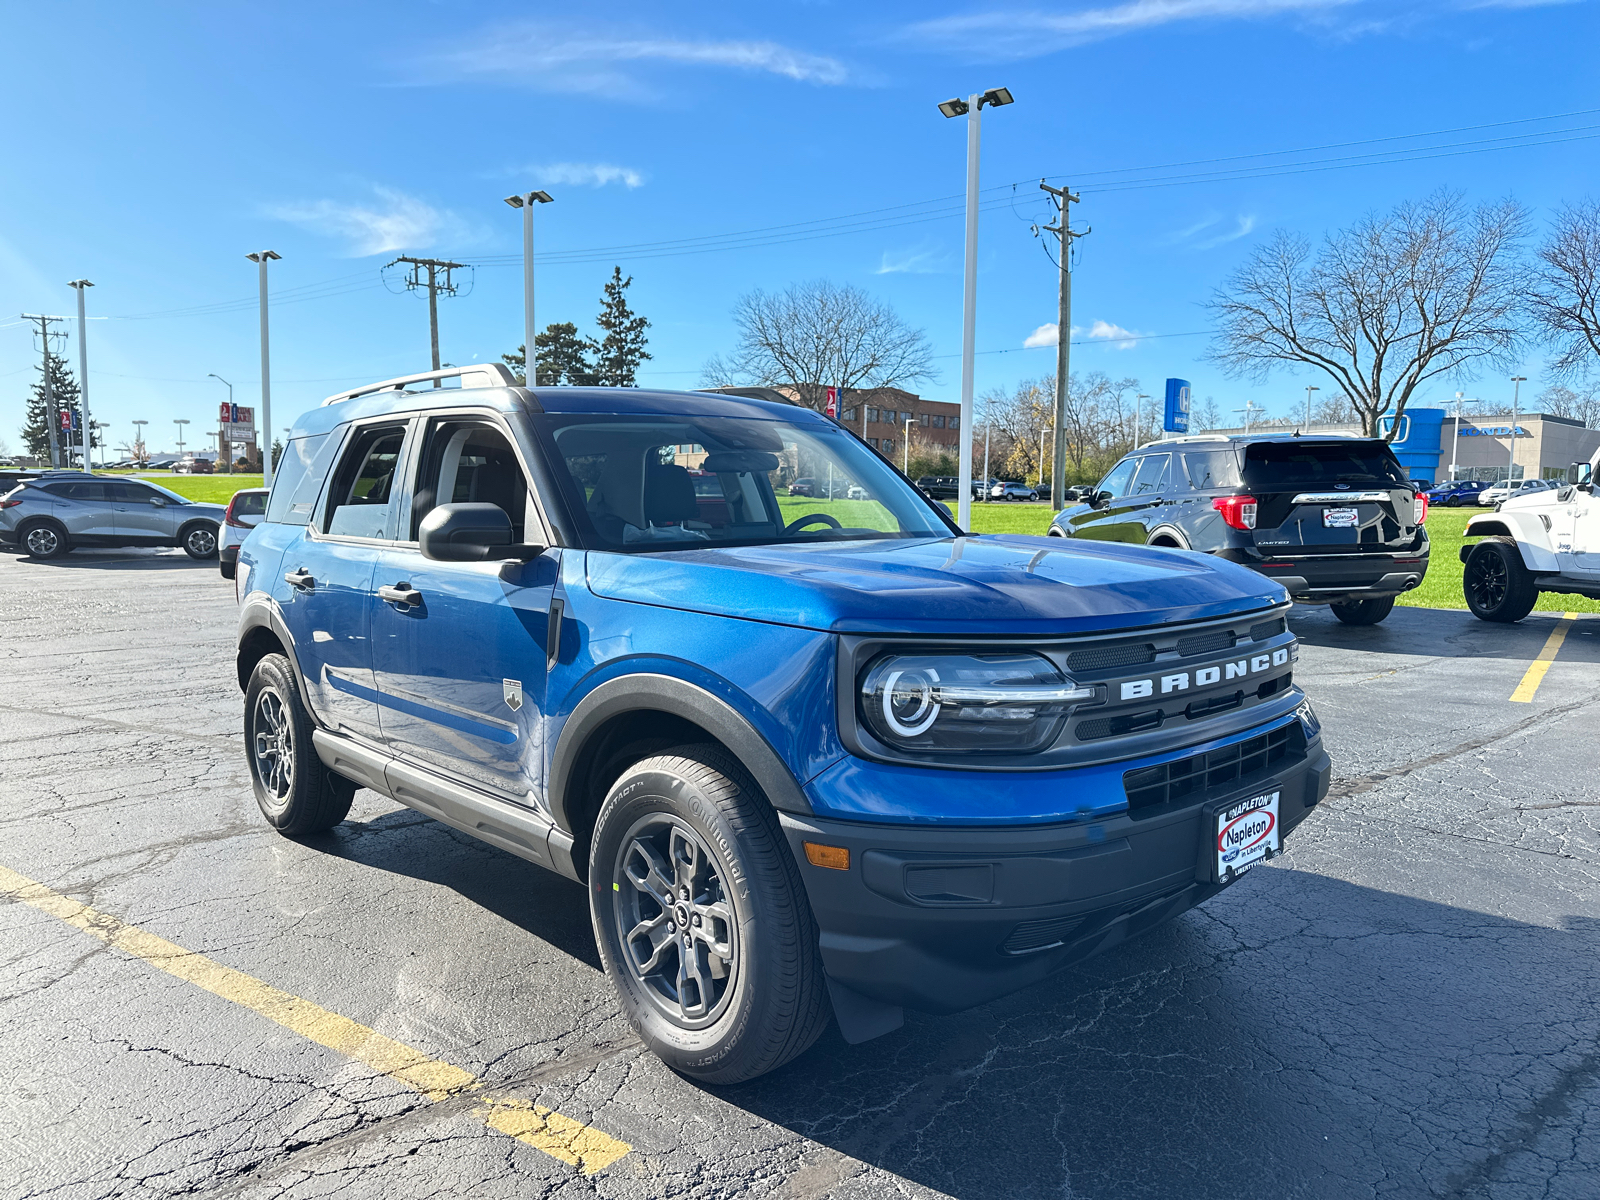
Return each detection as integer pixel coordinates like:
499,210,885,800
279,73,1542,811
1214,791,1280,879
1322,506,1359,528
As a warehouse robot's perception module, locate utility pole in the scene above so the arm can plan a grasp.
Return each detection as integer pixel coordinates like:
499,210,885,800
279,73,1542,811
388,256,465,385
1039,181,1088,512
21,314,68,467
68,281,94,470
247,251,281,485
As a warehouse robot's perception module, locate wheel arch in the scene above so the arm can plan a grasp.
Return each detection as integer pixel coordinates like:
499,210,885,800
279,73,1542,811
548,673,813,884
236,601,311,699
1464,512,1560,573
1146,525,1190,549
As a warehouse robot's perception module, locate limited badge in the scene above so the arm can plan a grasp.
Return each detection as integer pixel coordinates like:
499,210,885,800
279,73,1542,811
503,679,523,711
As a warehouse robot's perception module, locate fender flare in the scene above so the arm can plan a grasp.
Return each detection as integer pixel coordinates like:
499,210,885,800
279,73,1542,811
1463,512,1561,573
547,672,813,835
235,596,317,708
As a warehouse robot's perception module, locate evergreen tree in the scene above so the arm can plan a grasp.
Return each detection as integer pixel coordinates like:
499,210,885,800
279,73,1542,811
20,352,81,462
502,322,596,386
590,267,651,387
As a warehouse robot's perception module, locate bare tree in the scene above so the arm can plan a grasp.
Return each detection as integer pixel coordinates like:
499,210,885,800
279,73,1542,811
1208,191,1527,438
1313,392,1362,424
1530,198,1600,376
702,280,935,409
1536,382,1600,428
1190,395,1222,431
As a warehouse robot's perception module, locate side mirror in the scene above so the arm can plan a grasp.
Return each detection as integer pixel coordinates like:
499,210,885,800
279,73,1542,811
149,498,166,507
1093,490,1113,508
419,502,543,562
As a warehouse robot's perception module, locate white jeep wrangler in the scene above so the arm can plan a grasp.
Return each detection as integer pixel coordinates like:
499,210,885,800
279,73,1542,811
1460,449,1600,622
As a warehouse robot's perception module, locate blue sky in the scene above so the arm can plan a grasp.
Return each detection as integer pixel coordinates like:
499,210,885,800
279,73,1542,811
2,0,1596,455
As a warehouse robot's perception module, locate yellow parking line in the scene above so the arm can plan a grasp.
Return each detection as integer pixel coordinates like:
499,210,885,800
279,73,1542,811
0,864,631,1174
1509,613,1579,704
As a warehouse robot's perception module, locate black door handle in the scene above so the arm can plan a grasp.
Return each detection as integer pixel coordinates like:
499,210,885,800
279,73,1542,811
284,569,314,590
378,583,423,607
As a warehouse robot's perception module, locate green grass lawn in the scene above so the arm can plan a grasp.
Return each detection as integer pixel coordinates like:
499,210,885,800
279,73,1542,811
133,474,265,504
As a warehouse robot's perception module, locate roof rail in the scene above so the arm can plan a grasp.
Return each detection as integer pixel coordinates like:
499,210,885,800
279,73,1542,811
321,363,517,407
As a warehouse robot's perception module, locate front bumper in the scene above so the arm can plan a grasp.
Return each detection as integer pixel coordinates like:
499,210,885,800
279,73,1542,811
783,735,1330,1016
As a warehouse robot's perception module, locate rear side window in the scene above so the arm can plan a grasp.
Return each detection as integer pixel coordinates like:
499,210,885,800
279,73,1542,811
1180,450,1242,491
265,433,337,526
1129,454,1170,496
44,481,112,502
324,425,407,539
1242,441,1406,489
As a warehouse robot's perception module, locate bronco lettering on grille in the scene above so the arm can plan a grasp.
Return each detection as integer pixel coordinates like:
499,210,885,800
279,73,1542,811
1120,647,1291,701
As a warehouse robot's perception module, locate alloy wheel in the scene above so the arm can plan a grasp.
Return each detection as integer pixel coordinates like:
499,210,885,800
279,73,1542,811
24,526,59,556
1466,550,1507,612
252,688,294,801
187,527,217,556
612,816,739,1029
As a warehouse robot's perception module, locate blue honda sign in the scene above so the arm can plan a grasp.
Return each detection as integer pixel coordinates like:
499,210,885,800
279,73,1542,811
1163,378,1191,434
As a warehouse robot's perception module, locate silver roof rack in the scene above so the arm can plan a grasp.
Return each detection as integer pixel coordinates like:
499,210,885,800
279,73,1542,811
321,363,517,407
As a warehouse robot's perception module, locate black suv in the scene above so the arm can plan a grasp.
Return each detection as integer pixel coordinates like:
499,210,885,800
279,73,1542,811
1048,435,1429,625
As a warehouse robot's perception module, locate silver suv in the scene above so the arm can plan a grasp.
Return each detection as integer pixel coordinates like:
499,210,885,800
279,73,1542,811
0,472,223,560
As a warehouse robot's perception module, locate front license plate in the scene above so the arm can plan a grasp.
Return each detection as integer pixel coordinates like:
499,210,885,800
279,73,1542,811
1214,791,1279,880
1322,507,1359,528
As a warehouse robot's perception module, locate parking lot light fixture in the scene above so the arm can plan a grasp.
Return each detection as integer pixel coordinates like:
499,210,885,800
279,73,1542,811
68,280,93,471
246,251,281,485
174,419,189,458
1304,385,1319,429
1509,376,1526,483
504,191,554,386
939,86,1014,529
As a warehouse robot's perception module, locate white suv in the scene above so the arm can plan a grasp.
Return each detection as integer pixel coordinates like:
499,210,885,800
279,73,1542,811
1461,456,1600,621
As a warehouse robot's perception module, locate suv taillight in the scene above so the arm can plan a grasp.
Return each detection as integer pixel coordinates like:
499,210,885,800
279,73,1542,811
1212,494,1258,530
223,496,249,528
0,496,21,509
1414,493,1428,524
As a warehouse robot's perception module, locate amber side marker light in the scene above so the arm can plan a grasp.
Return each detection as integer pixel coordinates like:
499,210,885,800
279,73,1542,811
803,843,851,870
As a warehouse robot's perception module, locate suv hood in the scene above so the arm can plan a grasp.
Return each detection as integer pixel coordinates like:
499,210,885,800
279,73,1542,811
585,535,1286,635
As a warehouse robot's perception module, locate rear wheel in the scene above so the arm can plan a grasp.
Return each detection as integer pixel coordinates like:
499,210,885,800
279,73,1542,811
244,653,355,834
1463,537,1539,624
20,520,69,560
1330,596,1396,625
181,522,218,559
1446,494,1462,507
590,745,829,1084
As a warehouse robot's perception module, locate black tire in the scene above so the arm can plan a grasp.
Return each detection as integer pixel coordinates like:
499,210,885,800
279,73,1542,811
1446,495,1462,507
181,522,219,560
244,653,355,835
1329,595,1396,625
19,520,70,560
590,744,829,1084
1463,537,1539,624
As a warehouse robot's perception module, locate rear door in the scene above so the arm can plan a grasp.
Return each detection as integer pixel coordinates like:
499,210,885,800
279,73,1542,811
46,481,117,540
1241,441,1418,555
370,413,557,803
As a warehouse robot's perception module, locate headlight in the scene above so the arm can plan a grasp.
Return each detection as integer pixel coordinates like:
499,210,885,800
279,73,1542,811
858,652,1095,755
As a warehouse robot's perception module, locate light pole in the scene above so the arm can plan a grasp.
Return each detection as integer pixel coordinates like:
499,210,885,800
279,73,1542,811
1304,385,1319,429
174,419,190,459
246,251,281,485
1452,391,1465,480
1234,400,1259,435
503,190,554,386
939,86,1014,530
68,281,94,469
1508,376,1526,483
132,419,147,468
982,423,992,502
209,373,234,473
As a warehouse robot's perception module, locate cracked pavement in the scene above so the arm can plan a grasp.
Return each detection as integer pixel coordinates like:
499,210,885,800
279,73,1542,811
2,547,1599,1198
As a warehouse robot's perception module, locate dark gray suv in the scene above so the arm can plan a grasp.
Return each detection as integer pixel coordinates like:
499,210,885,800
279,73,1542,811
1048,435,1430,625
0,472,223,560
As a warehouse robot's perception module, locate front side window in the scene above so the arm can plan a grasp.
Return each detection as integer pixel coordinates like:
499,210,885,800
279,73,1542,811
323,425,406,539
409,419,534,542
1097,458,1137,499
533,413,956,552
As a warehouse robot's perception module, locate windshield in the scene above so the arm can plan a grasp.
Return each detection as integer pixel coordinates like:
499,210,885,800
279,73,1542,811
533,413,957,551
1242,441,1407,489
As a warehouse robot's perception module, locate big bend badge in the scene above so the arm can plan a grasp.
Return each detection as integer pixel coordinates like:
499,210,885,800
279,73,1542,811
503,679,523,712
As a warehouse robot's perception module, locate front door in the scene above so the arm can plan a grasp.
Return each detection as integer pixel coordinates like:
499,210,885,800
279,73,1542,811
1064,457,1136,540
276,421,410,741
1565,490,1600,579
109,481,183,543
371,416,556,803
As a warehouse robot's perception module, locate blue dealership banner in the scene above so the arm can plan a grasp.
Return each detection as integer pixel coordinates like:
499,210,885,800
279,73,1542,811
1164,378,1191,434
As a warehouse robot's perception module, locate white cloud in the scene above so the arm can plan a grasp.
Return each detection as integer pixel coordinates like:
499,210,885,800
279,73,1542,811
499,162,646,189
1194,214,1258,249
1026,320,1145,349
875,245,950,274
423,24,851,97
903,0,1359,57
266,187,459,257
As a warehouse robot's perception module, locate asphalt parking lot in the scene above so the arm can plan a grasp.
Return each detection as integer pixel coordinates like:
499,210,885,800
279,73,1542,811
4,546,1600,1200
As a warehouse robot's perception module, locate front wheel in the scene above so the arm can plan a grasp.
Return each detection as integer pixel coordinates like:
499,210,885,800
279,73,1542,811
590,745,829,1084
1463,538,1539,623
1446,495,1462,507
1330,595,1396,625
244,653,355,834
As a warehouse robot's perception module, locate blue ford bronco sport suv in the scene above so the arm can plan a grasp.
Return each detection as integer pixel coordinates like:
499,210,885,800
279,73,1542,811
235,365,1330,1083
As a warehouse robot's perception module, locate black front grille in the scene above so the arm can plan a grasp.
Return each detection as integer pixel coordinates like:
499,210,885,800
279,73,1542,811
1067,642,1155,673
1122,723,1303,813
1077,709,1164,741
1176,629,1236,657
1250,618,1285,642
